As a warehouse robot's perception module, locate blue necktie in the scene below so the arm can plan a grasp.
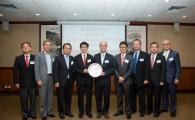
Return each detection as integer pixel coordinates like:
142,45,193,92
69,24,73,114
132,52,138,74
65,56,69,69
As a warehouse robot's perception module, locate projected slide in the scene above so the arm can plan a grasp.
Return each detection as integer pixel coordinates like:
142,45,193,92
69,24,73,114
62,25,125,56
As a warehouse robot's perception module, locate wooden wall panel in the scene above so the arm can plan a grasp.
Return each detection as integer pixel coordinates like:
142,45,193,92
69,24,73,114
0,67,195,93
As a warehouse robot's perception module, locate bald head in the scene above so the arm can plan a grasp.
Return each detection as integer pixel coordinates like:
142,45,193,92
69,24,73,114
99,41,107,53
162,38,172,51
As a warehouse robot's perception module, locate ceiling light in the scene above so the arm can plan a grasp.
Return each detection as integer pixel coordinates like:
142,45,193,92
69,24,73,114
164,0,170,2
0,13,3,16
35,13,40,16
73,13,78,16
148,14,152,17
182,15,187,18
111,13,115,17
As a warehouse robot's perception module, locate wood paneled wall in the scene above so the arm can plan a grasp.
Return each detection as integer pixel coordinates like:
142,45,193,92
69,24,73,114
0,67,195,93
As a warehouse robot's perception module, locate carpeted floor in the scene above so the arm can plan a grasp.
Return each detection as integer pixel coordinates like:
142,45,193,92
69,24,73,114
0,93,195,120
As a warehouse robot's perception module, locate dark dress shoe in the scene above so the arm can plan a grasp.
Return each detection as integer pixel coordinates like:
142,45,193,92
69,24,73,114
154,112,160,117
60,113,65,119
171,112,176,117
113,112,123,116
79,113,83,118
146,111,152,115
161,109,168,113
47,114,55,118
87,113,93,118
30,115,37,119
65,112,74,117
131,111,136,114
126,114,131,119
104,113,109,119
140,113,145,117
22,117,27,120
97,113,102,118
42,117,47,120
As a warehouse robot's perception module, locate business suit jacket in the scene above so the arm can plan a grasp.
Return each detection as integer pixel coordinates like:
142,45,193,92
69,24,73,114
131,51,150,86
94,53,114,85
74,53,94,85
114,53,133,85
13,54,36,88
160,50,181,83
53,54,75,86
34,51,56,84
149,53,166,86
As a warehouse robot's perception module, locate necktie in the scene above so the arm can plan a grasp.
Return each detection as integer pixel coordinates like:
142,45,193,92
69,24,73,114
83,54,86,66
121,54,124,66
65,56,70,79
101,54,105,65
132,52,138,74
151,54,155,69
25,55,29,67
165,51,168,60
65,56,69,69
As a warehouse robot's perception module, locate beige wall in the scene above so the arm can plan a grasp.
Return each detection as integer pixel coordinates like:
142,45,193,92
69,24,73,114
0,24,39,67
148,25,195,67
0,24,195,67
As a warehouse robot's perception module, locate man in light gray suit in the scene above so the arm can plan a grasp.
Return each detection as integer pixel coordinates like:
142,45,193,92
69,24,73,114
113,41,133,119
35,40,56,120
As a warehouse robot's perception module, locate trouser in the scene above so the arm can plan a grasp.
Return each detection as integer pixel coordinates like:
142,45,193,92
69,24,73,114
39,75,53,117
116,83,132,115
77,84,93,114
146,85,161,113
95,83,111,113
20,87,36,118
162,82,177,112
57,80,73,114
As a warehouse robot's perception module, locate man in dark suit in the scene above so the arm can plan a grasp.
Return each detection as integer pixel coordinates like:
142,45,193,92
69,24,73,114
146,42,165,118
113,41,133,119
53,43,74,119
160,39,181,117
13,42,37,120
94,41,114,119
130,39,149,117
74,42,94,118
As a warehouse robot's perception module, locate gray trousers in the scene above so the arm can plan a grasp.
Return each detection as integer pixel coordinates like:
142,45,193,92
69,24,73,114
39,75,53,117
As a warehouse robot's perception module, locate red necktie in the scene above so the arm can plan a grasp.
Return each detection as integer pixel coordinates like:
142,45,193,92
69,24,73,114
83,54,86,66
151,54,155,68
25,55,29,67
121,54,124,66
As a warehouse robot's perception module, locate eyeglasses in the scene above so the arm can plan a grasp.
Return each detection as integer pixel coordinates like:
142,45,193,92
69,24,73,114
120,46,127,48
163,43,171,45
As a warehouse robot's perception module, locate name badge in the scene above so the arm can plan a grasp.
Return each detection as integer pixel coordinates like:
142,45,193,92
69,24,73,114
87,59,91,63
124,59,129,63
157,60,161,63
139,58,144,62
71,61,74,65
105,60,109,63
30,61,34,64
169,57,174,61
52,58,55,62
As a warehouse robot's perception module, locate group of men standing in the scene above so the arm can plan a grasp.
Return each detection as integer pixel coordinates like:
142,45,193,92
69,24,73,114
13,38,180,120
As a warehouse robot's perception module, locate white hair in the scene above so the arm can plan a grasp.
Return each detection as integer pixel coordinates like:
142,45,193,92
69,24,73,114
99,41,107,46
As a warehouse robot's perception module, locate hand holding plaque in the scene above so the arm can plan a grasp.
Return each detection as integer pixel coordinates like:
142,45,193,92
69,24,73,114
88,63,103,77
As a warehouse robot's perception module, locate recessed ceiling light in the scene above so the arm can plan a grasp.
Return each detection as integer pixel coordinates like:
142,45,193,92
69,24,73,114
0,13,3,17
182,15,187,18
148,14,152,17
164,0,170,2
35,13,40,16
111,13,115,17
73,13,78,16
